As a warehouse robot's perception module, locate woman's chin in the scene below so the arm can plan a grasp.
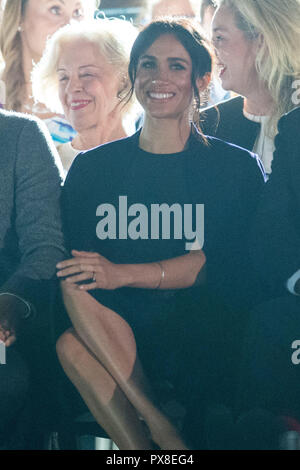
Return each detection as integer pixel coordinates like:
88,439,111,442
219,78,232,91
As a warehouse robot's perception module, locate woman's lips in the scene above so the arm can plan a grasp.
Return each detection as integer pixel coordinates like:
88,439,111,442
70,100,92,111
147,92,175,101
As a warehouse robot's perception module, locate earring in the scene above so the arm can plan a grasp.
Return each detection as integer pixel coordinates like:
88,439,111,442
192,96,201,125
17,25,22,32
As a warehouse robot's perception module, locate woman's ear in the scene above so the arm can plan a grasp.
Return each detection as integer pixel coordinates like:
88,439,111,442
196,72,211,94
117,74,129,101
255,33,264,52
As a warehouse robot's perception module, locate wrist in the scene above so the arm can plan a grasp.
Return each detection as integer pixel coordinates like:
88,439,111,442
154,262,165,289
124,262,165,289
117,264,135,288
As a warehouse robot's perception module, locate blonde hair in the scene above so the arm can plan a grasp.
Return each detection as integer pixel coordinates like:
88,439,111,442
32,18,138,118
0,0,98,111
214,0,300,135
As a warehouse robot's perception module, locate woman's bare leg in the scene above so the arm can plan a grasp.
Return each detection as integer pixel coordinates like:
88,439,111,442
56,328,153,450
61,282,188,450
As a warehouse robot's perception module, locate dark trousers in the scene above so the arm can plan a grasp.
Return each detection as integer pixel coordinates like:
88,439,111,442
0,347,29,446
237,295,300,419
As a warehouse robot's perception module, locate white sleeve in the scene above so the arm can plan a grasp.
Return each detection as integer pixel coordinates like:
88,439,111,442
286,269,300,296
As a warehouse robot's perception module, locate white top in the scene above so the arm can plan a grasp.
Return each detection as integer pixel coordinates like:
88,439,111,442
57,141,81,176
243,110,275,175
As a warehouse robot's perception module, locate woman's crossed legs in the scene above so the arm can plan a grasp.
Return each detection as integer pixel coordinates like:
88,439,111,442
56,282,187,450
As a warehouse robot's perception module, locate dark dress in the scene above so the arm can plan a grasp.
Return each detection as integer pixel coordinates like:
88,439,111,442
61,128,265,404
63,127,264,422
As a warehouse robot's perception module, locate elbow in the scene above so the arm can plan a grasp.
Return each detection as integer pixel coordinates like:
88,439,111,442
188,251,206,287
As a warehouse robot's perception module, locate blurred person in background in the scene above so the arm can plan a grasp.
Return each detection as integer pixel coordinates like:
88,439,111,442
32,18,138,174
200,0,215,37
0,0,99,145
201,0,300,175
199,0,229,106
140,0,200,29
151,0,200,19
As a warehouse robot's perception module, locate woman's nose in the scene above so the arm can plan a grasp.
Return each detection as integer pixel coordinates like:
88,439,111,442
153,66,169,83
60,14,76,28
66,76,83,93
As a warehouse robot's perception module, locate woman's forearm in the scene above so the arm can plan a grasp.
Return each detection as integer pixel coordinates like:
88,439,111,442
57,249,206,291
122,250,206,290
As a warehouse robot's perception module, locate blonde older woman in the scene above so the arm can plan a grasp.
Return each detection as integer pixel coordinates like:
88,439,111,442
32,18,138,173
202,0,300,175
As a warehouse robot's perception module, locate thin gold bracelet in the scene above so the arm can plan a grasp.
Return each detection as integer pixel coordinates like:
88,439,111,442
155,262,165,289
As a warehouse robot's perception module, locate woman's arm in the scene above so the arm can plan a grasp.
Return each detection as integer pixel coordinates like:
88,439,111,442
57,249,206,291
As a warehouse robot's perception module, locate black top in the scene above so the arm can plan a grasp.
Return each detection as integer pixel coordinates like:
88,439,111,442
201,96,261,151
62,129,265,312
250,107,300,294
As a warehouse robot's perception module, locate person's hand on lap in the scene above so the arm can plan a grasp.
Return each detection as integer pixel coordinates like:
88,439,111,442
57,250,128,291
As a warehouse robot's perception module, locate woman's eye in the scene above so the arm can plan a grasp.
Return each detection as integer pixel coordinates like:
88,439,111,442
50,6,61,15
214,35,224,43
80,73,94,79
58,75,68,82
73,8,84,18
140,61,155,69
170,63,185,70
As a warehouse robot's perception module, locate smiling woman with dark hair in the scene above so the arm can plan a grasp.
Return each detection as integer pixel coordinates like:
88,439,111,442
55,18,265,450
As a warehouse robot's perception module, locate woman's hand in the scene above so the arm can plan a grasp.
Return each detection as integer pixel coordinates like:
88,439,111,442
0,295,28,347
56,250,129,291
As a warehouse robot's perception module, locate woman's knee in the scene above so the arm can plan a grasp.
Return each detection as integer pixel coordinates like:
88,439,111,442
56,328,84,368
